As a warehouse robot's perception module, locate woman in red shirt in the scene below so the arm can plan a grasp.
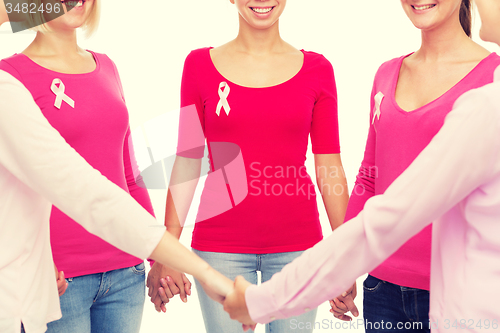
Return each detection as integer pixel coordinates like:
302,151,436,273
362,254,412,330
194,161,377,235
146,1,352,332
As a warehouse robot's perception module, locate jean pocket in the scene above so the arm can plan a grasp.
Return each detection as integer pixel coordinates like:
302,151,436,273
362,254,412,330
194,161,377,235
363,275,383,292
131,262,146,275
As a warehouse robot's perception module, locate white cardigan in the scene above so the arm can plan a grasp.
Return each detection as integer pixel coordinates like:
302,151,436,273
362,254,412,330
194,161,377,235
0,71,165,333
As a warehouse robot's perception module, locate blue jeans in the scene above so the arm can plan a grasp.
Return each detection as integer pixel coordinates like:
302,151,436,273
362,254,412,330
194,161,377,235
193,249,317,333
363,275,430,333
46,262,146,333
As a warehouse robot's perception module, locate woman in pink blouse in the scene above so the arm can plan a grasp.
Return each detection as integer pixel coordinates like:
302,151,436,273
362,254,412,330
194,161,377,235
146,0,351,332
334,0,500,330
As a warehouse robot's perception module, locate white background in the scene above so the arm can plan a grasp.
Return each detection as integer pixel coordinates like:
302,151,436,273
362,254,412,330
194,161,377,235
1,1,499,332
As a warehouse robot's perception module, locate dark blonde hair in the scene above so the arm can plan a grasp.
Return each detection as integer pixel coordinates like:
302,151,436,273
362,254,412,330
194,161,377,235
460,0,472,37
31,0,100,38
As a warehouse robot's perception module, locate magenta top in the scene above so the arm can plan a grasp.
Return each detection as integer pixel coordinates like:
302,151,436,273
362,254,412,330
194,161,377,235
177,48,340,253
344,52,500,290
0,51,155,278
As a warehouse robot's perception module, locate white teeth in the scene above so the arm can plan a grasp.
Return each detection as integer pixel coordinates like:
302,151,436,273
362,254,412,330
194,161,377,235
63,1,83,7
252,7,273,14
413,4,436,10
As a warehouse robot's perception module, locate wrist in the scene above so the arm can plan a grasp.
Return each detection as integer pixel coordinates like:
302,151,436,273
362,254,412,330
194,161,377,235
194,262,216,285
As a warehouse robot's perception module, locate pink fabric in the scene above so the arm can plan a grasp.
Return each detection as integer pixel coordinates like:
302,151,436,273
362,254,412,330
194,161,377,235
0,51,155,278
345,53,500,290
178,48,340,253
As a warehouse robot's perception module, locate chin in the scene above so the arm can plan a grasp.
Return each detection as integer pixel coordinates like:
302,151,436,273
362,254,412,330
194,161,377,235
479,28,498,44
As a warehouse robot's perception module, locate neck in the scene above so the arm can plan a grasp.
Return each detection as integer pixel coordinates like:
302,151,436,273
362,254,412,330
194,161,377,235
417,17,471,61
233,16,284,54
29,29,80,56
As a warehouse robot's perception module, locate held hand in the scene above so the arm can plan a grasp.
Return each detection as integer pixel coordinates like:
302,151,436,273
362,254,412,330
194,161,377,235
159,273,192,304
223,276,257,331
147,263,191,313
329,282,359,321
54,264,68,297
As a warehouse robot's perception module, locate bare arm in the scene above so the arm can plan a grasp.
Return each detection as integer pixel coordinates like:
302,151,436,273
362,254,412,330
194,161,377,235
147,156,203,311
314,154,349,231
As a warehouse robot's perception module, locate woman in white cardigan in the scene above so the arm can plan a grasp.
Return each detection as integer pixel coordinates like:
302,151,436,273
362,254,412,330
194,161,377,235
0,3,232,333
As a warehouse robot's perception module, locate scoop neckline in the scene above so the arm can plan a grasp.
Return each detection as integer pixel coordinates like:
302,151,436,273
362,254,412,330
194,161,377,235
391,52,497,114
206,47,306,89
16,49,100,77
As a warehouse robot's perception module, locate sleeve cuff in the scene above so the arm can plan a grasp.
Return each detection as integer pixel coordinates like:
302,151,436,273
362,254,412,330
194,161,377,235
245,284,286,324
312,145,341,155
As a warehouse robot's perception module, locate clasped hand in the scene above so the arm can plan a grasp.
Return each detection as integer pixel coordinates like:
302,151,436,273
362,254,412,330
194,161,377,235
147,266,357,332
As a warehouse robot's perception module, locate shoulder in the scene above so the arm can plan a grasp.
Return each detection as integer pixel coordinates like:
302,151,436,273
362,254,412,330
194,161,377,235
88,50,115,69
0,70,33,106
375,55,407,77
454,79,500,126
0,54,28,83
301,50,335,84
0,69,21,85
302,50,333,69
479,52,500,70
185,47,211,63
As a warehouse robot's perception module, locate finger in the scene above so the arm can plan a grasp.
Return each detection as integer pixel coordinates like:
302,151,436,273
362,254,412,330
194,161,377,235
153,292,166,313
242,323,257,331
59,281,68,296
160,279,175,299
329,304,347,317
164,276,183,299
164,276,180,295
171,276,188,303
153,297,162,313
330,304,347,316
330,309,352,321
332,298,349,312
338,294,359,317
158,287,171,306
160,302,166,313
147,278,156,298
235,275,245,285
182,274,192,297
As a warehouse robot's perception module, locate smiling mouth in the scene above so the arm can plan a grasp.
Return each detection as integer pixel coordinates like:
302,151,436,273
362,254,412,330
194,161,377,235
251,7,275,14
412,4,436,10
61,0,85,7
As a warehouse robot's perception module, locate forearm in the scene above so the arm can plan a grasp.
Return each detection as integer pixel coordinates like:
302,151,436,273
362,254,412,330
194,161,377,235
165,156,202,235
163,190,182,239
149,231,211,283
315,154,349,230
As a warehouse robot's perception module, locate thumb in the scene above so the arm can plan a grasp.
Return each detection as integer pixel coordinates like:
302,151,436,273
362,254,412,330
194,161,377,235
351,304,359,317
57,271,65,282
234,275,245,285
